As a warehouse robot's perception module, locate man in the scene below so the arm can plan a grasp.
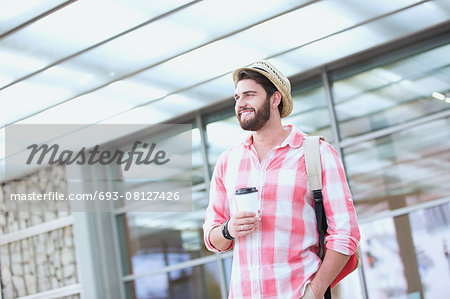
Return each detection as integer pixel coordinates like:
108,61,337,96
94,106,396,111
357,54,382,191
203,60,360,299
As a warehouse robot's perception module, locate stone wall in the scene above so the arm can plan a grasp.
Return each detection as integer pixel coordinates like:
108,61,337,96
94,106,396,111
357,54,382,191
0,166,80,299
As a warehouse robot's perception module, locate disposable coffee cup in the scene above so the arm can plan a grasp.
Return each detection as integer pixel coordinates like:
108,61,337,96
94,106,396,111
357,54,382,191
235,187,259,214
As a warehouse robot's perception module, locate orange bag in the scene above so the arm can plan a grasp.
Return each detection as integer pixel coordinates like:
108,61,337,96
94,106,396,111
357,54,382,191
330,245,361,288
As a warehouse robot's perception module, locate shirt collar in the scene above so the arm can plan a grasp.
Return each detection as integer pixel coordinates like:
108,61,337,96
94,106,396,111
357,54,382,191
242,125,304,149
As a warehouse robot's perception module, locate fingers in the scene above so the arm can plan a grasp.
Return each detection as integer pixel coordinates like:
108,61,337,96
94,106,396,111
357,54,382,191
234,211,257,218
230,224,255,238
228,214,260,238
238,218,259,226
236,225,257,238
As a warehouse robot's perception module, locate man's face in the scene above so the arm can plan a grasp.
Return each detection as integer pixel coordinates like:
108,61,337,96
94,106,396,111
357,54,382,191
234,79,271,131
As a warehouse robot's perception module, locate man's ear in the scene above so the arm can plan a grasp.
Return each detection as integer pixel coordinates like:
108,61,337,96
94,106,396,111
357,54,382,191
271,91,282,109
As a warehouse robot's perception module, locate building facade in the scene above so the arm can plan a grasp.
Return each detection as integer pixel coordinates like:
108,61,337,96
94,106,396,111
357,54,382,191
1,1,449,299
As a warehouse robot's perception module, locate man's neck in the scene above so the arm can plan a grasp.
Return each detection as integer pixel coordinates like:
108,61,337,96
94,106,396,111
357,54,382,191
252,120,290,149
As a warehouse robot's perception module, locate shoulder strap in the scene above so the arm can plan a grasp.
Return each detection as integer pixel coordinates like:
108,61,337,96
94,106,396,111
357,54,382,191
304,136,322,191
304,136,357,298
304,136,327,256
304,135,332,299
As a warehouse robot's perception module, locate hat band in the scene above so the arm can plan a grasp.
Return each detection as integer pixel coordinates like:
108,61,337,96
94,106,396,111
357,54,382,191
253,66,287,89
253,67,270,74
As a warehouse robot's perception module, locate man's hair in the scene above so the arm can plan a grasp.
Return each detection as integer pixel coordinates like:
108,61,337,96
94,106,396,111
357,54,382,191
237,70,283,115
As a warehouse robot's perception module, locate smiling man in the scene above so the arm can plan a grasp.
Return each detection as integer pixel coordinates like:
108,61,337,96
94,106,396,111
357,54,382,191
203,60,360,299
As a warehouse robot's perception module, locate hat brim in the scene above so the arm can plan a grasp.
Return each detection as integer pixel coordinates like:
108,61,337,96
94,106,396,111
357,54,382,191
232,67,293,118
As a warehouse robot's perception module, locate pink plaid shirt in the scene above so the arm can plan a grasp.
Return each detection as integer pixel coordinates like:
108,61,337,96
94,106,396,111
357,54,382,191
203,125,360,299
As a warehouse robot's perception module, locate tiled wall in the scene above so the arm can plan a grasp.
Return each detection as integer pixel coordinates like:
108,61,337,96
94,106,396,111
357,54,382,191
0,166,79,299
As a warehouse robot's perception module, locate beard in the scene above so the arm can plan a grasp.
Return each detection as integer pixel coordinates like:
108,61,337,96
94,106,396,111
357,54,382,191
237,96,271,131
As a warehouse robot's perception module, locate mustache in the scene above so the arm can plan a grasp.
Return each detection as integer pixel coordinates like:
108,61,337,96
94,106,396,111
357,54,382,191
238,107,255,115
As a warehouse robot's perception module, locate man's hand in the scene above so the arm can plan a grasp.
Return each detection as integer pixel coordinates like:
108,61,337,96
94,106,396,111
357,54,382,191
310,249,351,298
310,283,325,299
228,211,260,238
208,211,260,251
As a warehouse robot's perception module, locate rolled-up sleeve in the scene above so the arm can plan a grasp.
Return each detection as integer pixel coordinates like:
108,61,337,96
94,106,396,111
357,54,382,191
203,152,233,253
320,142,360,255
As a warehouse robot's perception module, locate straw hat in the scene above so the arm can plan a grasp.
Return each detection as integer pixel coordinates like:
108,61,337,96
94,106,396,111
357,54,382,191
232,60,293,118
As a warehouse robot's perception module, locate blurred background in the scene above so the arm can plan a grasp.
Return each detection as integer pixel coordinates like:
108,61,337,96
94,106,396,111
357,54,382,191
0,0,449,298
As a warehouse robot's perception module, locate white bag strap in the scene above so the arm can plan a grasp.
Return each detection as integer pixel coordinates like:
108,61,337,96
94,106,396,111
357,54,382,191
304,136,323,191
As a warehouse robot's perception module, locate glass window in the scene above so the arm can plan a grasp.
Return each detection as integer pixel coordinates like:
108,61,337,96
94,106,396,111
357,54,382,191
286,80,333,143
124,261,221,299
331,267,365,299
360,203,450,299
108,117,222,298
333,42,450,139
191,128,205,186
360,216,411,298
117,126,200,210
344,117,450,218
117,198,212,277
409,203,450,298
205,111,247,172
115,124,211,276
223,257,233,295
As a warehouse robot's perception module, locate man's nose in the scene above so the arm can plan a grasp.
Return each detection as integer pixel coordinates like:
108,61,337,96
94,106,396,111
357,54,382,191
235,102,247,114
235,97,247,109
